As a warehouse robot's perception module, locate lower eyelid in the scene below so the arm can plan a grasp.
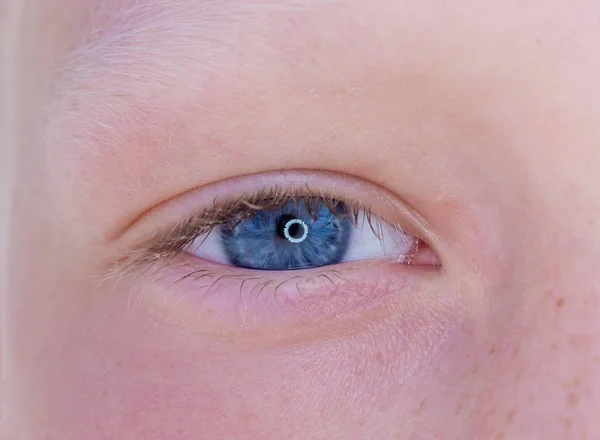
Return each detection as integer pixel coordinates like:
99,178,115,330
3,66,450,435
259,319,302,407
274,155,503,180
130,252,441,339
121,247,462,394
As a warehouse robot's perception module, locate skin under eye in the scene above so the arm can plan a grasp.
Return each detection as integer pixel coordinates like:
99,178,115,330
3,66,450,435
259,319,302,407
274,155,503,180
188,198,420,270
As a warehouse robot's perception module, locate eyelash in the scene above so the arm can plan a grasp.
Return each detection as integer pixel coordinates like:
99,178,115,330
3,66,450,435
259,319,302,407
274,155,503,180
107,184,436,302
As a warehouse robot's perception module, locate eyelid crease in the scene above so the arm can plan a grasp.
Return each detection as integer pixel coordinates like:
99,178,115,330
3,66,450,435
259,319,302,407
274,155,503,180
107,184,424,280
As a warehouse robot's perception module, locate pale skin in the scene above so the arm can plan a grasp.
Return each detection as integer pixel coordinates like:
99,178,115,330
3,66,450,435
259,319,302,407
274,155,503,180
2,0,600,439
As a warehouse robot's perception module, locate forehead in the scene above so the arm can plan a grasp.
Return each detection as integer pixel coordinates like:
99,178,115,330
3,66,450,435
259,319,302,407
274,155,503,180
45,0,598,156
44,0,599,134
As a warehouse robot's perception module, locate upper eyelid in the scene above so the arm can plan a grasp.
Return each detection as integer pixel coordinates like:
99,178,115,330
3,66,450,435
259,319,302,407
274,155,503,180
104,170,442,271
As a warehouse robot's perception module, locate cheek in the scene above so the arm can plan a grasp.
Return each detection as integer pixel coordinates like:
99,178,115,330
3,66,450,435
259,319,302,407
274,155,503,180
9,280,471,440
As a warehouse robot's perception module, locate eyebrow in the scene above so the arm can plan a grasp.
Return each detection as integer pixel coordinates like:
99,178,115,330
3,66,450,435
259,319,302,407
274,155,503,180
46,0,324,150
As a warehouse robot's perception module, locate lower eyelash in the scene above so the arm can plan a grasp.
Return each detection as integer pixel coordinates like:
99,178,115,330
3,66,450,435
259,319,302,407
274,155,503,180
98,234,435,315
128,258,357,302
117,259,393,326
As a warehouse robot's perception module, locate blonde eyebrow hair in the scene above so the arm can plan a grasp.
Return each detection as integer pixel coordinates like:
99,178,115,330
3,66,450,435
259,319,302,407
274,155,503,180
45,0,332,153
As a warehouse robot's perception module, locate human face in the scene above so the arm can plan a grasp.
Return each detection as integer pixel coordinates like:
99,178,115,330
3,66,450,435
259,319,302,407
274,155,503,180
3,1,600,439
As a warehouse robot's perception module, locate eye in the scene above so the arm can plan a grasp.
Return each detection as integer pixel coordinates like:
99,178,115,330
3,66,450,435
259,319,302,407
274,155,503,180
186,197,422,270
113,172,443,334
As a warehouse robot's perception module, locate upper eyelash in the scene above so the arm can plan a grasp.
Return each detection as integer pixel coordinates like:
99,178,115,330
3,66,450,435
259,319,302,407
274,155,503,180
110,184,391,275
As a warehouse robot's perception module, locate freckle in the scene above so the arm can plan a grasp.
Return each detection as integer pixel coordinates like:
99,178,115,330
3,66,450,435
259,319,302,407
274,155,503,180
489,344,496,355
455,403,463,415
556,297,566,308
514,370,522,383
332,85,348,95
375,351,384,364
471,362,479,374
565,418,573,428
571,377,582,387
506,408,517,422
568,393,579,407
510,345,520,358
552,343,558,350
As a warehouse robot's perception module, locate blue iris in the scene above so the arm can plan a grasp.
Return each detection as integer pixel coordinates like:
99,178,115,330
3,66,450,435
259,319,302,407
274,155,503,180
220,199,353,270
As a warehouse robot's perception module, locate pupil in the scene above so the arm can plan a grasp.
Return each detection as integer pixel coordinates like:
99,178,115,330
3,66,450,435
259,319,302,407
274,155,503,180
277,214,304,240
289,223,301,238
